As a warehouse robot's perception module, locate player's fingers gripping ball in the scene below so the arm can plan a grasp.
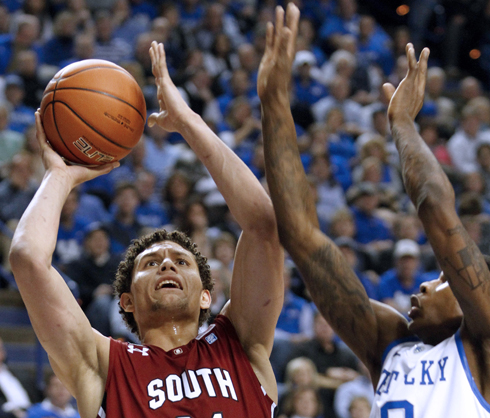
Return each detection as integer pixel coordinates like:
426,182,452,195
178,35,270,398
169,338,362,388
40,59,146,166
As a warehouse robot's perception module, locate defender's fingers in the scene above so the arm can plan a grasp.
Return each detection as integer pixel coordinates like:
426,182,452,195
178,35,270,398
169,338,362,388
285,3,300,56
406,43,417,72
265,21,274,54
273,6,284,56
382,83,396,102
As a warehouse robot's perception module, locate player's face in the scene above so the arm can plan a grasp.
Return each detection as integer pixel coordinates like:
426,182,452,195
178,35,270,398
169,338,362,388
123,241,210,329
407,272,463,345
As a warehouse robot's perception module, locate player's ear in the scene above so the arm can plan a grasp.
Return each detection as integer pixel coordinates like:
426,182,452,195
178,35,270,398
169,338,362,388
120,293,134,312
200,289,211,310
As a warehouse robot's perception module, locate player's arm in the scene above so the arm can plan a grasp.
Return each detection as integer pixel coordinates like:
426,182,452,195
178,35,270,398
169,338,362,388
8,113,117,416
260,4,411,384
148,42,284,397
384,44,490,339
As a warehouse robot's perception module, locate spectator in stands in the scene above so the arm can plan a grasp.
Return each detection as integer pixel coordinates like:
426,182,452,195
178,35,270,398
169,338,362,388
0,14,42,75
278,386,324,418
202,32,237,83
0,152,36,225
54,188,89,269
93,10,132,64
285,312,360,418
356,15,394,76
11,50,45,110
271,260,315,381
353,136,403,196
179,65,221,125
280,355,352,406
177,198,221,259
204,258,230,326
292,50,327,107
144,122,183,190
41,11,77,67
318,0,360,54
425,67,457,132
329,208,357,241
60,32,96,69
0,336,31,418
312,75,363,135
17,0,51,43
104,182,144,255
162,170,194,228
377,239,427,316
447,104,490,174
297,17,327,67
193,2,245,52
134,170,168,228
26,371,78,418
345,181,394,249
418,118,453,171
456,76,484,112
0,103,24,170
218,96,261,162
308,152,348,227
334,360,374,418
217,68,255,117
3,75,35,134
308,112,357,167
111,0,151,49
65,222,120,311
477,142,490,204
347,396,371,418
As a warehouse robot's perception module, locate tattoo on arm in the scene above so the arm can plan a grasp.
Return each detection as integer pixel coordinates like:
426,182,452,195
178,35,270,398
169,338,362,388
301,244,374,334
442,225,489,290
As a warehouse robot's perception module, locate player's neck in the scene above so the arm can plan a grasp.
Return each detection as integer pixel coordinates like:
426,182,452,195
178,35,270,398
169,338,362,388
140,319,200,351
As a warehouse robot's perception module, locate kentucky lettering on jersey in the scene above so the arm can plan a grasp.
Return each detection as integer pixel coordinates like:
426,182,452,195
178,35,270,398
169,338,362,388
99,315,276,418
370,332,490,417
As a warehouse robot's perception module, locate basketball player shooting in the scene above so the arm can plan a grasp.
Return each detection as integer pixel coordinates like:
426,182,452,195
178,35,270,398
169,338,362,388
8,41,284,418
261,4,490,417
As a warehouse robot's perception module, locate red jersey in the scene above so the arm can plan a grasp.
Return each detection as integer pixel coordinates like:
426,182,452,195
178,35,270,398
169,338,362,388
98,315,277,418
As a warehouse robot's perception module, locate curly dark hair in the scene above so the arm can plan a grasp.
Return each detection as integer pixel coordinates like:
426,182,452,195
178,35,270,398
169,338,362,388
113,229,214,339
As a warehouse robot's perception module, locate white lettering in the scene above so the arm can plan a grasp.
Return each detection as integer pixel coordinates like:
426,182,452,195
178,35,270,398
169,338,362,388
213,368,237,401
166,374,183,402
182,370,202,399
196,368,216,397
147,379,165,409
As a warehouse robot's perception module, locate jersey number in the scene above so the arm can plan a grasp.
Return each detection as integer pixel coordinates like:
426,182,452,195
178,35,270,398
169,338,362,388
380,400,414,418
180,414,223,418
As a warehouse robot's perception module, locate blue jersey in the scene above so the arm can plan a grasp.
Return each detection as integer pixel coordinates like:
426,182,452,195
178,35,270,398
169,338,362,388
371,332,490,417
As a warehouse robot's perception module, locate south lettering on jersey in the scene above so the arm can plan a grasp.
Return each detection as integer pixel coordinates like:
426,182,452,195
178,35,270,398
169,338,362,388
98,316,276,418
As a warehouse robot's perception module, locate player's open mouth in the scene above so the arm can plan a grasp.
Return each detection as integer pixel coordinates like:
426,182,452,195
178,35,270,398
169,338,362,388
408,295,421,319
155,280,182,290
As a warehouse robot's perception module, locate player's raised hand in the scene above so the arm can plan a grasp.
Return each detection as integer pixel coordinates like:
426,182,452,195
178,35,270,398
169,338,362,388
257,3,300,102
383,43,430,124
36,111,118,187
148,41,193,133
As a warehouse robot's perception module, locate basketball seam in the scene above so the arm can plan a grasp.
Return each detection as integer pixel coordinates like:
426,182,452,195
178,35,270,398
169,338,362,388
49,80,86,164
50,100,133,151
53,87,146,121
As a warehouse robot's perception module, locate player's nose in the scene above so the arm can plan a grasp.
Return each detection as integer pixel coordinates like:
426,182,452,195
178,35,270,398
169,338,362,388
161,257,177,271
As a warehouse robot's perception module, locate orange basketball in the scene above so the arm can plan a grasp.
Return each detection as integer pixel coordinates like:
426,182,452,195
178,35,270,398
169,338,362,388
40,59,147,166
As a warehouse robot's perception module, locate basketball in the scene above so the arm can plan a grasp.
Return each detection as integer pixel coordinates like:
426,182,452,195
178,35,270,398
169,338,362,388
40,59,147,166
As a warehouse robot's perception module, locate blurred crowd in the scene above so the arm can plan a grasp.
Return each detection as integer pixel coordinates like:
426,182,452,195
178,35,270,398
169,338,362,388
2,0,490,417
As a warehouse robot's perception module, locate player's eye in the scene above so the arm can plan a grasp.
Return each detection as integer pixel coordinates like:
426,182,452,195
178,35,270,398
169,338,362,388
147,260,159,267
177,259,188,266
